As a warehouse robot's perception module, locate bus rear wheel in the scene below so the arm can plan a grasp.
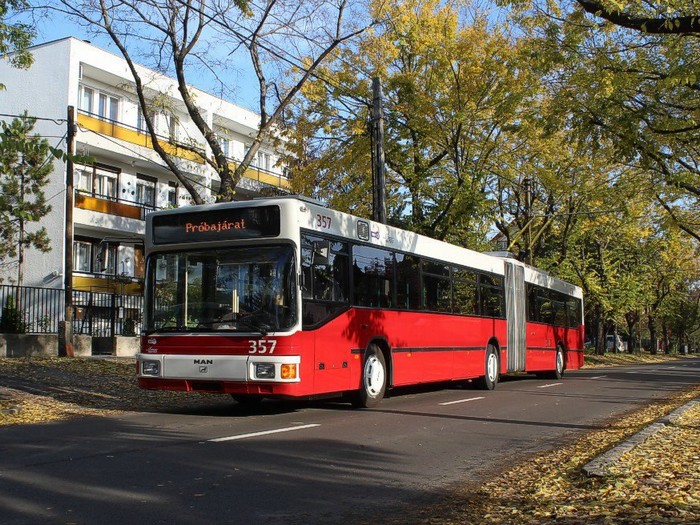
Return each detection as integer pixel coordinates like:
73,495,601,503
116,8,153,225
353,344,387,408
549,347,565,380
477,345,499,390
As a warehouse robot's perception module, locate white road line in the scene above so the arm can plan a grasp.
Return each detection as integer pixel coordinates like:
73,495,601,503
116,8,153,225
538,382,563,389
439,396,485,406
209,424,321,443
589,375,607,380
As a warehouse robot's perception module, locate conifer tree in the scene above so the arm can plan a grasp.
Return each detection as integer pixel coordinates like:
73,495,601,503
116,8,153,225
0,113,52,285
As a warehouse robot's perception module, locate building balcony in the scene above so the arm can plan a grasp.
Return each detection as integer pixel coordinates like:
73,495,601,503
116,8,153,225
74,192,151,236
77,111,291,190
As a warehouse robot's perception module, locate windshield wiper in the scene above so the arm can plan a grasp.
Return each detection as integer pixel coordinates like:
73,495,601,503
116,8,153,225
235,316,270,336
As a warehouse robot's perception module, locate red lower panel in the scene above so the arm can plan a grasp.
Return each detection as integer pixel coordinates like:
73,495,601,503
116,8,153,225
141,311,583,398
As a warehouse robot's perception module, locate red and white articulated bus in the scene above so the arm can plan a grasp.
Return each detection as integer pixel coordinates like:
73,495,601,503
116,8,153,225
137,197,584,407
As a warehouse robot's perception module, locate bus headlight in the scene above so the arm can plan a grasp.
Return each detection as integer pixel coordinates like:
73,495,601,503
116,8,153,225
142,360,161,376
255,363,276,379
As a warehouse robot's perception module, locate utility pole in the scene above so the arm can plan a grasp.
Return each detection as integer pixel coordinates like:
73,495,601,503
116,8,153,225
61,106,75,357
523,177,532,266
371,77,387,224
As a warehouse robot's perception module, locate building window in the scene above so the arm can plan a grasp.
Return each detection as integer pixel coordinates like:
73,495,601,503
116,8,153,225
135,174,157,209
74,241,92,273
75,164,120,201
137,107,148,134
99,92,119,121
94,243,117,275
74,239,119,276
79,85,119,121
217,135,230,158
80,87,94,114
167,182,178,208
157,112,178,141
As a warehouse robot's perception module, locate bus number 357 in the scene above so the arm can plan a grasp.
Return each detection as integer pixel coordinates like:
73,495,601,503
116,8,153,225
249,339,277,354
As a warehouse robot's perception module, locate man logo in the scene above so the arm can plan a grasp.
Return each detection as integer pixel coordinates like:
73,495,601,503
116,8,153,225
199,366,208,373
194,359,213,364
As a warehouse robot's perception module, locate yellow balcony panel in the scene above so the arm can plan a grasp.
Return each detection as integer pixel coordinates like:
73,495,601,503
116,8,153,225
73,275,144,294
161,141,206,164
77,112,205,164
225,161,290,190
75,193,143,220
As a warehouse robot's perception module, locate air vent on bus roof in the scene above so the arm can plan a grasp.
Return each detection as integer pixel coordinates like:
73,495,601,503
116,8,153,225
484,251,516,259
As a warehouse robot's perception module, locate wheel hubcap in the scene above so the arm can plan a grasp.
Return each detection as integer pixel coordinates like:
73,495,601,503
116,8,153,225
556,351,564,374
487,352,498,383
364,355,385,398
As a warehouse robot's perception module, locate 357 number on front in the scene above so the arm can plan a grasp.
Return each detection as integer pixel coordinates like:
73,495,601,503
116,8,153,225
248,339,277,354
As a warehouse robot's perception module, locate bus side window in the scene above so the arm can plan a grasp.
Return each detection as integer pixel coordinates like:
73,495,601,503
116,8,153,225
526,283,539,322
422,261,451,312
453,267,478,316
301,233,350,327
353,245,394,308
395,254,421,310
479,274,504,318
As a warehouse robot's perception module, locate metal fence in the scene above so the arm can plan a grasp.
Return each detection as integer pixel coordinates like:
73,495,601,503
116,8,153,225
0,284,143,337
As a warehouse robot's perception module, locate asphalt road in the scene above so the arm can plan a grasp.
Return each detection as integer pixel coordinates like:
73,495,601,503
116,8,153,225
1,358,699,525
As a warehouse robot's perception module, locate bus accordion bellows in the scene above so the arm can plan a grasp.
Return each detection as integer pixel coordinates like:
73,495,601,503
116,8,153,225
137,196,584,408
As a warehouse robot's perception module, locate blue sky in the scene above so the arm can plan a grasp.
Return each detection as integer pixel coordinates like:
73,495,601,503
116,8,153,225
28,12,261,111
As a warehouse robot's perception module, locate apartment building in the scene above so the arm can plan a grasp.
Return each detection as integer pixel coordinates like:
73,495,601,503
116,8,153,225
0,37,289,301
0,37,290,342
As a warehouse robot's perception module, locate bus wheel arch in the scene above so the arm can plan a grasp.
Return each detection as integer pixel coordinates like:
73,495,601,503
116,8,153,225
352,340,390,409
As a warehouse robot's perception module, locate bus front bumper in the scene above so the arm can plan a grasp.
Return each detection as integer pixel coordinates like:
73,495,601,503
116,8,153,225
136,353,301,387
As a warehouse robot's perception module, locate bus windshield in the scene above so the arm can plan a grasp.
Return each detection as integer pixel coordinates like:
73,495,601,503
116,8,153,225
145,245,296,334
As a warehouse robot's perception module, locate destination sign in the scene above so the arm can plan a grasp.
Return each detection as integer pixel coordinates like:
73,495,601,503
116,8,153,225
152,205,280,244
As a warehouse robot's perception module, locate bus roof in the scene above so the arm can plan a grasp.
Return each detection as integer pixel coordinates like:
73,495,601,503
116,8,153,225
146,196,583,298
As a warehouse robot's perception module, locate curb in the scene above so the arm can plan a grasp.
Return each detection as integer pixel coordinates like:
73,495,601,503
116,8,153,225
582,398,700,477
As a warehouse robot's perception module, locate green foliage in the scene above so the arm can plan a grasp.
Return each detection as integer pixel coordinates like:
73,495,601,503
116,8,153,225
122,317,137,337
286,0,700,353
288,0,541,247
0,0,34,89
0,295,27,333
0,113,53,284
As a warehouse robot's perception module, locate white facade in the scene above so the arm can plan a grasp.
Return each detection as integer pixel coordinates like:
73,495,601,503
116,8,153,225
0,37,289,292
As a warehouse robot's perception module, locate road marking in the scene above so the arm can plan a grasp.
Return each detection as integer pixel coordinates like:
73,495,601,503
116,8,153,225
589,375,607,380
538,383,563,389
439,396,485,406
209,424,320,443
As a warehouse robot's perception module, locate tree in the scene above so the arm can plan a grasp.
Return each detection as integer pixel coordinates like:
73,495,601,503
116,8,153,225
41,0,369,202
508,1,700,241
0,113,52,285
0,0,34,86
288,0,542,246
574,1,700,35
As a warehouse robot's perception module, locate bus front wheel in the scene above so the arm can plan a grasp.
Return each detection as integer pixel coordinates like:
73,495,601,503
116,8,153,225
477,345,499,390
353,344,387,408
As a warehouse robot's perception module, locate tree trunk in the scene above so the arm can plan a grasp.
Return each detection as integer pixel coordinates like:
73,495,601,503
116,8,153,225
594,306,606,355
648,313,658,354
